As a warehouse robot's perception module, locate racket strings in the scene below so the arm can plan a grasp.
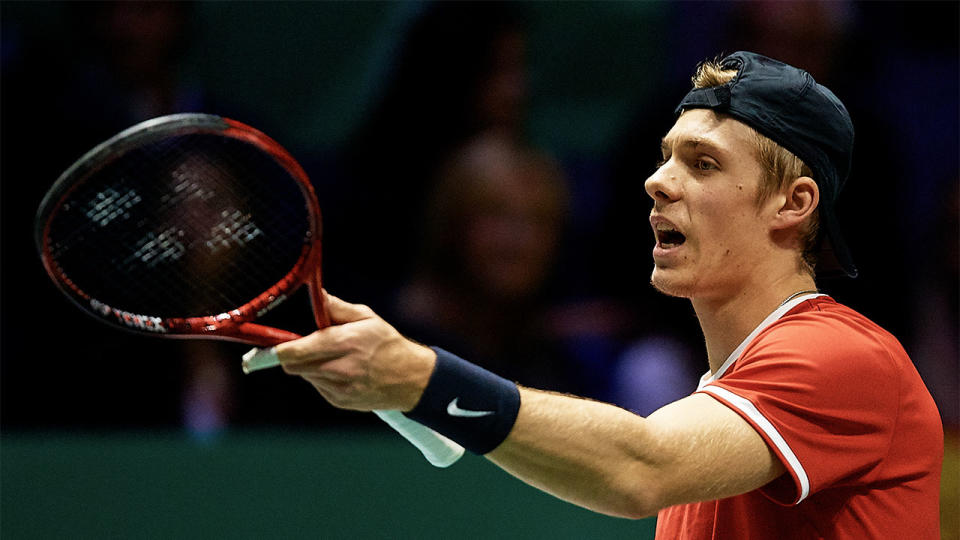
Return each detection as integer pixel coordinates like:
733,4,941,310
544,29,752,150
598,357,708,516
146,135,309,311
167,145,305,299
44,131,312,318
117,142,279,309
186,144,312,308
53,141,211,309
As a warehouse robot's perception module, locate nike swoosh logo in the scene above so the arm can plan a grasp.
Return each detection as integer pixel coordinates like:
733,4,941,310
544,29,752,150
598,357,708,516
447,398,494,418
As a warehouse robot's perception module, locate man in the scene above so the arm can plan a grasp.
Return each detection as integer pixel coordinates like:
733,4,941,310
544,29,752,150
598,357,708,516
271,52,943,538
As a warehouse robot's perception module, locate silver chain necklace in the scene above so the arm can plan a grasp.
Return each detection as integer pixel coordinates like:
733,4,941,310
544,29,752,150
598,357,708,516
779,289,819,307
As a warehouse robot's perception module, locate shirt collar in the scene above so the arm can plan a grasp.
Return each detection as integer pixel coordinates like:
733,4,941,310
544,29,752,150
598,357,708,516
697,293,826,389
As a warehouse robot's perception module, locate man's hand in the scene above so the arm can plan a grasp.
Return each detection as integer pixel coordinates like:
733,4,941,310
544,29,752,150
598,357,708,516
275,292,436,412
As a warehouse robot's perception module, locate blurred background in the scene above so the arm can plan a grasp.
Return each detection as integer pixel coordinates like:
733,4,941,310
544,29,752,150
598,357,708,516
1,1,957,538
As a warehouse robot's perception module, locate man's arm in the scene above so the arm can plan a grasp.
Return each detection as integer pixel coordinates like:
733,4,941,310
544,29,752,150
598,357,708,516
488,389,784,518
275,294,784,519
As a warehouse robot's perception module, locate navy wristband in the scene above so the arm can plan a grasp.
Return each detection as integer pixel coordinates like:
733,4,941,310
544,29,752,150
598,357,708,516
404,347,521,455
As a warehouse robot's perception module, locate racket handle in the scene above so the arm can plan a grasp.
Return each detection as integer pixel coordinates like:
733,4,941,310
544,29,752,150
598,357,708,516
373,410,465,468
241,347,466,467
241,346,282,374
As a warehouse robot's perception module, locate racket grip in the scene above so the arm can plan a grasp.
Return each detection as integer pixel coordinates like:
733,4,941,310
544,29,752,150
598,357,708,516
241,346,281,374
373,410,465,468
241,347,465,467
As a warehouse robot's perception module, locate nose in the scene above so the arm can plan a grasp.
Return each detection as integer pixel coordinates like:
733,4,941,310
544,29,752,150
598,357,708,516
644,162,680,204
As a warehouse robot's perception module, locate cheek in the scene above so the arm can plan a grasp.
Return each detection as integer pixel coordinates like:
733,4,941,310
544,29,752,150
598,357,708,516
694,195,759,261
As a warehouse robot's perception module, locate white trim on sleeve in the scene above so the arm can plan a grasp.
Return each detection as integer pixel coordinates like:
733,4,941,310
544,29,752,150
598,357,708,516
700,385,811,504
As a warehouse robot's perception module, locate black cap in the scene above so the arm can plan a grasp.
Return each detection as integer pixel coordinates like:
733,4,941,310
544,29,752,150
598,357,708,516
675,51,857,278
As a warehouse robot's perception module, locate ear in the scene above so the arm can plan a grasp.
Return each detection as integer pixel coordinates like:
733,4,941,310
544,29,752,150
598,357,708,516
770,176,819,231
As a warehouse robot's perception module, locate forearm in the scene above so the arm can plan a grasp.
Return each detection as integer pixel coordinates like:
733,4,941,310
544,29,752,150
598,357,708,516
272,298,781,514
486,388,668,519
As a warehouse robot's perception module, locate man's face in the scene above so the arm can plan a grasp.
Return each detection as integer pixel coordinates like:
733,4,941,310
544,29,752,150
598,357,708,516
645,109,774,300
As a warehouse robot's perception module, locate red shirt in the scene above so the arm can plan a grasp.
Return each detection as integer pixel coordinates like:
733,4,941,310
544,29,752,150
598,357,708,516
656,294,943,539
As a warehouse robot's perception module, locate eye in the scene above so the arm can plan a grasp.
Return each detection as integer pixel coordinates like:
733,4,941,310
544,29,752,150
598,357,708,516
694,159,717,171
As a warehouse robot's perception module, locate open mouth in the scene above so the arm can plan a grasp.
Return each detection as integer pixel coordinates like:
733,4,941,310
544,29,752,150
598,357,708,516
655,225,686,248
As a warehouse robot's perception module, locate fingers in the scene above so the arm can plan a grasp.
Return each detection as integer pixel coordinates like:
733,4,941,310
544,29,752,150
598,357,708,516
272,319,375,374
273,293,376,365
274,334,361,406
257,290,418,411
274,330,337,365
323,290,376,325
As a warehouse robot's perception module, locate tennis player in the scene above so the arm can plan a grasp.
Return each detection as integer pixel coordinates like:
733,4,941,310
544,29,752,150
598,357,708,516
274,52,943,538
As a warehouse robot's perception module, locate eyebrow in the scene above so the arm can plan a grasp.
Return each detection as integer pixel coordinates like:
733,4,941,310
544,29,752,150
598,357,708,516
660,136,725,156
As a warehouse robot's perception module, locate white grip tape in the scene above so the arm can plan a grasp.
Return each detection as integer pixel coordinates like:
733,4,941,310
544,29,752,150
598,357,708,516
241,347,280,374
373,410,465,468
242,347,465,468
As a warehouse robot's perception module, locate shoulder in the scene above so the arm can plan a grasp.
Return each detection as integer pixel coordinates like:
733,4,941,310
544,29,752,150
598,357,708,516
740,297,908,379
717,297,911,415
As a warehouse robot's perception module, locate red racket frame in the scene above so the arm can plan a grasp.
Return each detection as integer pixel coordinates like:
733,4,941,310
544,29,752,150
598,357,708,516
37,114,330,346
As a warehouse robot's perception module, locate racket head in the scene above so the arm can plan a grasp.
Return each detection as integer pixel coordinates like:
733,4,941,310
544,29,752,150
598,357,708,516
35,113,328,343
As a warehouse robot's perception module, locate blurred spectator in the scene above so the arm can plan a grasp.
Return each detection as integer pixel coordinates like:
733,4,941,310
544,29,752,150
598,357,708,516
393,132,584,393
364,3,637,399
0,2,254,432
325,2,530,313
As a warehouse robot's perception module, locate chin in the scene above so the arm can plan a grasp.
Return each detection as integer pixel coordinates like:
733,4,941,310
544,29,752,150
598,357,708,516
650,266,695,299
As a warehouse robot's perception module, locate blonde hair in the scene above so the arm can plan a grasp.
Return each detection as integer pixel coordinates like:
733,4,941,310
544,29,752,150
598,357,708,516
691,60,820,275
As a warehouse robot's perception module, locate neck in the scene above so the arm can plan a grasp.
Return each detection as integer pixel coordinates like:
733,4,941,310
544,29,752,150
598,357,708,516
691,272,817,373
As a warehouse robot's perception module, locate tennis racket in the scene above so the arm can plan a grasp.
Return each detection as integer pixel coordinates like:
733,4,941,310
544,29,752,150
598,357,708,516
35,113,464,467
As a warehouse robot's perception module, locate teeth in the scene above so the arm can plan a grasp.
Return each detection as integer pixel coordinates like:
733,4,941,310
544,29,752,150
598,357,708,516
655,223,686,248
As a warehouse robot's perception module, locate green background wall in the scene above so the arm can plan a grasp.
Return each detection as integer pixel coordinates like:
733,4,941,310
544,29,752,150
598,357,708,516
2,431,655,539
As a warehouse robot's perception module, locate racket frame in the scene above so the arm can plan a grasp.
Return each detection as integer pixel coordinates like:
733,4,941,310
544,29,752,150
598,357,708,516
36,114,464,467
35,113,330,345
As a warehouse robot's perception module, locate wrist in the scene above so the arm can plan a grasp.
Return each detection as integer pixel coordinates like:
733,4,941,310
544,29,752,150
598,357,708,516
398,342,437,412
404,347,521,455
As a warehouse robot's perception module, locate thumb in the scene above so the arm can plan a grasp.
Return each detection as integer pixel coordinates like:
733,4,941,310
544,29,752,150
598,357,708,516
323,290,377,324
